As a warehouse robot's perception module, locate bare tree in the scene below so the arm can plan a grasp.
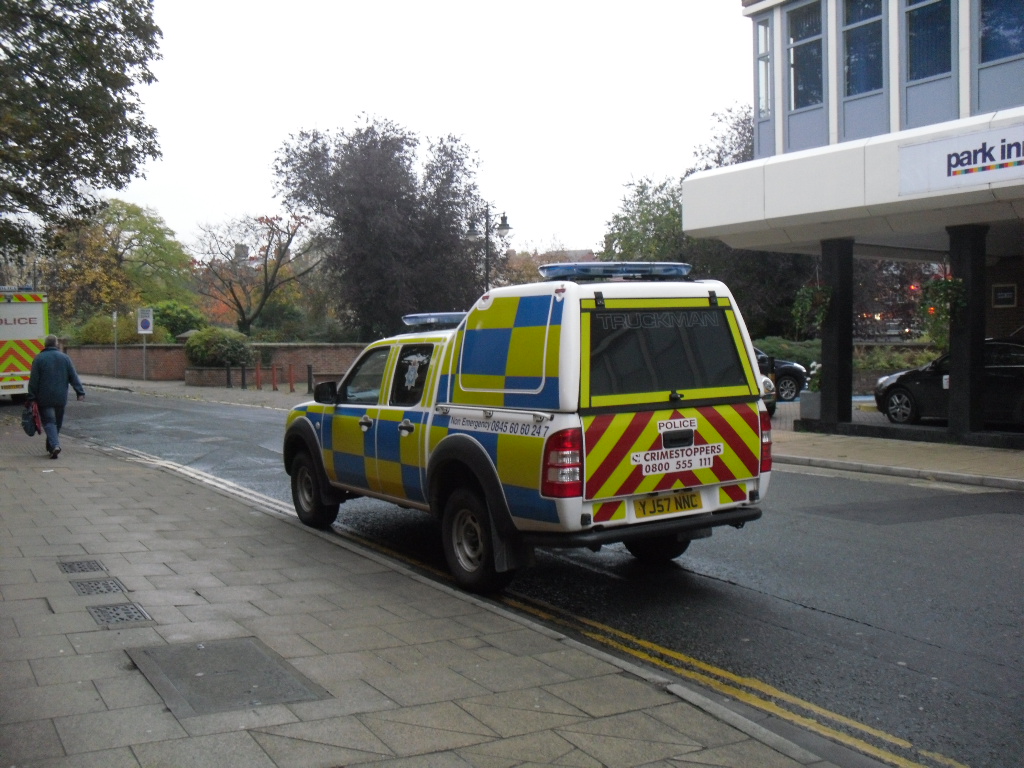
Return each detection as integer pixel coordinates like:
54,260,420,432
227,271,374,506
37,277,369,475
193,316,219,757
194,214,321,335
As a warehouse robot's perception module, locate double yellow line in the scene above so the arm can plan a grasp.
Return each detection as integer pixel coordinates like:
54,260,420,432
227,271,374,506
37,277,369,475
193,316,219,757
501,596,970,768
330,524,968,768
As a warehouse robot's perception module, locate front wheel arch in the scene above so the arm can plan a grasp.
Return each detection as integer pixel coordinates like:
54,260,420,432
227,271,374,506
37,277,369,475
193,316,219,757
428,434,532,575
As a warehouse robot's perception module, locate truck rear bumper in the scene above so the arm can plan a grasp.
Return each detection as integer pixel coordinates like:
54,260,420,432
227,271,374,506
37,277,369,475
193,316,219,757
517,507,762,549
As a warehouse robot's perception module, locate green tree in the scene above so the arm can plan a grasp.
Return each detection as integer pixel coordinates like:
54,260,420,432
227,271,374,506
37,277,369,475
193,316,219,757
419,135,490,302
601,105,816,338
37,200,192,322
153,300,206,338
917,276,963,350
792,282,831,339
0,0,161,250
41,219,142,322
276,119,420,340
276,116,494,340
601,178,686,263
96,200,194,304
688,104,754,173
193,213,321,335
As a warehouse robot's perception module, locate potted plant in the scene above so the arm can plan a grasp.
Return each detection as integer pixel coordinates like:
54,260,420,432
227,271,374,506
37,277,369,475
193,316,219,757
800,362,822,420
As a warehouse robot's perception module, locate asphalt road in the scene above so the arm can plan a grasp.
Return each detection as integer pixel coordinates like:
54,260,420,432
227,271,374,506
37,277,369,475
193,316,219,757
49,390,1024,768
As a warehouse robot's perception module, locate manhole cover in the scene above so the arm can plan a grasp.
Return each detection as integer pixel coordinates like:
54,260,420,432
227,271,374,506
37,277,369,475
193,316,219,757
88,603,152,625
71,578,126,595
127,637,329,718
59,560,106,574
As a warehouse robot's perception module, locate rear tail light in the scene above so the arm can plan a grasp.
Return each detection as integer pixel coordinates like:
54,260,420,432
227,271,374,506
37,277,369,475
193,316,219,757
541,428,583,497
760,409,773,472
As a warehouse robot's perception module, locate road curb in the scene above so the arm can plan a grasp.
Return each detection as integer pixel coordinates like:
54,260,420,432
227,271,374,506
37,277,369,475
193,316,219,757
774,454,1024,491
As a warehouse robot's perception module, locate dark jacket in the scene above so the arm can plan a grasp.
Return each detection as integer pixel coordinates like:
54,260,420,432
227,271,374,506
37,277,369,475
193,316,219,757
28,347,85,407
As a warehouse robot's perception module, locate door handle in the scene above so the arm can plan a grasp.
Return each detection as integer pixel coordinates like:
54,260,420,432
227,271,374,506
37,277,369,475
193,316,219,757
358,415,373,432
398,418,415,436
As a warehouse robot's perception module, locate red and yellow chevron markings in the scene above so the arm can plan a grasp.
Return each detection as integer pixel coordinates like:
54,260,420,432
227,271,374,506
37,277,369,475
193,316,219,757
584,403,761,506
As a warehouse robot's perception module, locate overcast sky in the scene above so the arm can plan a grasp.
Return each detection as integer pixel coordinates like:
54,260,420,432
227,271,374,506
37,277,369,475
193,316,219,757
116,1,753,255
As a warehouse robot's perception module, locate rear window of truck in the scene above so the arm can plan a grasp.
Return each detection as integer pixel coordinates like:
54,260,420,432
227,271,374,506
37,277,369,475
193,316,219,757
588,307,747,397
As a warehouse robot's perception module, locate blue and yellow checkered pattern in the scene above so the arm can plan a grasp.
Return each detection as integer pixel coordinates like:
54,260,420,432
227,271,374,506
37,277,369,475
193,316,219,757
289,403,430,503
449,294,563,409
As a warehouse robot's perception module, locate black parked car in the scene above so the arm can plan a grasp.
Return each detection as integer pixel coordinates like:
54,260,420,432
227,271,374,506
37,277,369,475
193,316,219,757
874,338,1024,426
754,348,808,402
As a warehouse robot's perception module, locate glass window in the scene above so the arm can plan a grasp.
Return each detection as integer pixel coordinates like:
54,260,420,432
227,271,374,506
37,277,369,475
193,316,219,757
758,17,771,55
341,347,390,404
907,0,951,81
758,58,772,118
390,344,433,407
986,343,1024,366
980,0,1024,63
789,2,824,110
588,309,747,397
757,18,772,119
790,2,822,41
844,0,884,96
847,0,882,24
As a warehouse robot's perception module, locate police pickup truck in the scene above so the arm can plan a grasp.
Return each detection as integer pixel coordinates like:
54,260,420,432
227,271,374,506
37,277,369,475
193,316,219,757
283,262,772,592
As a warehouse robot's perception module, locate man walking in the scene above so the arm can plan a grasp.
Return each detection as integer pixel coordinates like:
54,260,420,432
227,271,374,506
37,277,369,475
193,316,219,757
28,335,85,459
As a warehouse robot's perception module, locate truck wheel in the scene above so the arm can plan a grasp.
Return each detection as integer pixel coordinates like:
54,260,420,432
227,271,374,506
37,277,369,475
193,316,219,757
290,452,339,529
624,536,690,562
442,488,514,593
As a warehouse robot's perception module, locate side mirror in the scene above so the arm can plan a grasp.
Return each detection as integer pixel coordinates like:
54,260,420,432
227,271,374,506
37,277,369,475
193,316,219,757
313,381,337,404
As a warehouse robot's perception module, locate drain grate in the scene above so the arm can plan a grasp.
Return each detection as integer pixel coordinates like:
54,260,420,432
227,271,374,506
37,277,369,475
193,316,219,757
59,560,106,574
87,603,152,625
71,578,126,596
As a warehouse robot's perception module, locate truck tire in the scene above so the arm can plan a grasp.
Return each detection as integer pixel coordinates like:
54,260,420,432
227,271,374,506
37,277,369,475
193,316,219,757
291,451,339,529
442,488,514,593
624,536,690,562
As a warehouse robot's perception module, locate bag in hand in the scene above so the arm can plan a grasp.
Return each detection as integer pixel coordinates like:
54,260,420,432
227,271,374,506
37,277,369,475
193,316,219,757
21,402,42,437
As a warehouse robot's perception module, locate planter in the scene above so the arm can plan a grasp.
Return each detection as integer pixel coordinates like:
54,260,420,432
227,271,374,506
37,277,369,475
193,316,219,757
799,391,821,420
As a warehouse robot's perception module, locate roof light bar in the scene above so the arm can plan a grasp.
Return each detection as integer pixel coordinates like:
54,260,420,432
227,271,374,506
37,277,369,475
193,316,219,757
401,312,467,329
537,262,692,282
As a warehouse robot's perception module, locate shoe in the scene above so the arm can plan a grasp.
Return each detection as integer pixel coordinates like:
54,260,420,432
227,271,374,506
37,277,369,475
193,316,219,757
50,446,61,460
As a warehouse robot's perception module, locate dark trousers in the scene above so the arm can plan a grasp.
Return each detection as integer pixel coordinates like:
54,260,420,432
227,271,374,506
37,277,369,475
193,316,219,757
40,405,65,451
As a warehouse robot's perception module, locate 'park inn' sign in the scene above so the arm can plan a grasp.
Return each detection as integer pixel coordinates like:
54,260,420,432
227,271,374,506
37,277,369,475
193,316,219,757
899,123,1024,196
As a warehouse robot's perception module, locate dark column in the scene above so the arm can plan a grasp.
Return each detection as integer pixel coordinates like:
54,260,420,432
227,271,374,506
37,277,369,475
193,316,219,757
946,224,988,437
820,239,854,426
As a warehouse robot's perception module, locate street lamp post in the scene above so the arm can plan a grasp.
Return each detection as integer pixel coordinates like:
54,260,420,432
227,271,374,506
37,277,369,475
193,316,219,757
468,205,511,292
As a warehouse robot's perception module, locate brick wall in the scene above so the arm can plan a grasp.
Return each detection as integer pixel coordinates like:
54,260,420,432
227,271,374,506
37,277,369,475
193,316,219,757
65,344,187,380
65,343,366,385
256,344,364,381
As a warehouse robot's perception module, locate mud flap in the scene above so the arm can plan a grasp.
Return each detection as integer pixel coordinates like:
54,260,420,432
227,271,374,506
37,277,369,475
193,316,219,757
490,524,535,573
